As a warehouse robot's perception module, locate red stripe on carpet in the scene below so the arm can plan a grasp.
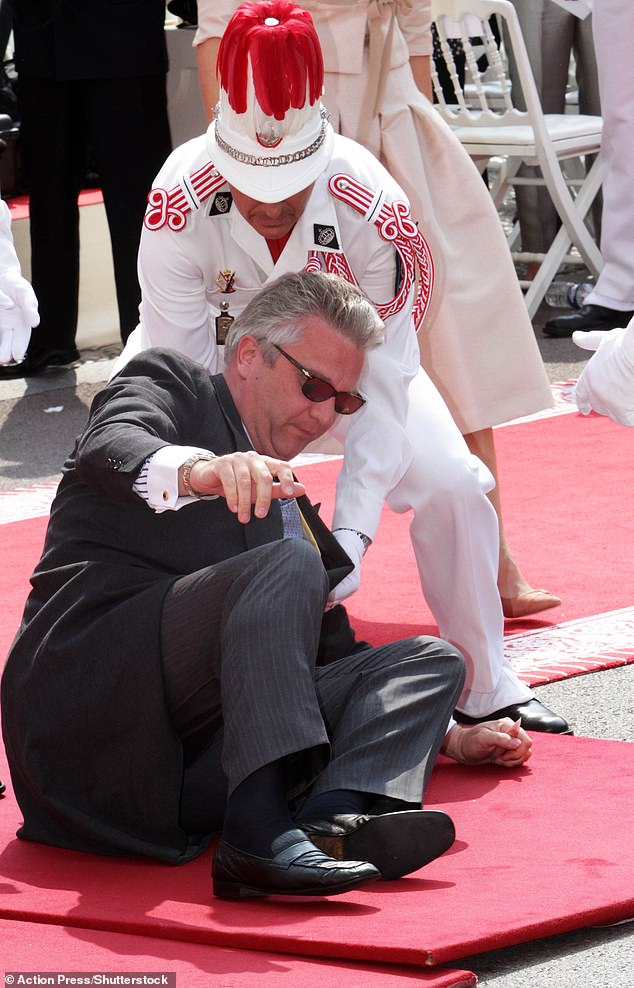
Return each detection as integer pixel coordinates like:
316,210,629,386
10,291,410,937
0,919,476,988
1,734,632,967
7,189,104,221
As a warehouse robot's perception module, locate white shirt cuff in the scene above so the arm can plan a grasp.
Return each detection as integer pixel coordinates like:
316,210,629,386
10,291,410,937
133,445,215,511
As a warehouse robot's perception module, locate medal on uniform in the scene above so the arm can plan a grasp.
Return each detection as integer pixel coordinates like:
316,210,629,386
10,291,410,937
215,300,234,345
216,269,236,293
215,270,236,345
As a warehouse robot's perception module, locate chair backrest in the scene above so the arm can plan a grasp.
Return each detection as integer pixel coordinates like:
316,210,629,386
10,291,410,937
430,0,547,133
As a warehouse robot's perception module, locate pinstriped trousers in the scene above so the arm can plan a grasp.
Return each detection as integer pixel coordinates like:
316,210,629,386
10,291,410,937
160,539,465,834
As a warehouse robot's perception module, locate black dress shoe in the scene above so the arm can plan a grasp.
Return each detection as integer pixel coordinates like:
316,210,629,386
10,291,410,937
543,304,634,338
0,346,80,379
212,828,380,899
454,698,572,734
299,809,455,881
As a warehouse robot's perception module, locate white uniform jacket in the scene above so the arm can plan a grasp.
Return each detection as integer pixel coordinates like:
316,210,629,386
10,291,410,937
117,133,434,539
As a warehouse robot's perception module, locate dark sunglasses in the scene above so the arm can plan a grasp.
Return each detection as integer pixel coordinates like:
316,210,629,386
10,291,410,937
273,344,366,415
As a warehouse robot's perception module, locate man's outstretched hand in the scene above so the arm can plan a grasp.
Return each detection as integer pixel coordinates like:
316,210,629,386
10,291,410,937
186,451,306,523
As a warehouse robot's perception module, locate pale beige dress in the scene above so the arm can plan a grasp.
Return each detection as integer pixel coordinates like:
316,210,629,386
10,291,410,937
195,0,553,433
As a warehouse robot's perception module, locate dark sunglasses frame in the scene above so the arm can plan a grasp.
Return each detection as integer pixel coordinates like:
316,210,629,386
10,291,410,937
273,344,366,415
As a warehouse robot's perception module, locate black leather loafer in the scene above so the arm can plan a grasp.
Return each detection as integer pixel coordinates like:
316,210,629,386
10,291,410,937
212,828,380,899
455,698,572,734
543,304,634,338
0,346,80,379
299,809,455,881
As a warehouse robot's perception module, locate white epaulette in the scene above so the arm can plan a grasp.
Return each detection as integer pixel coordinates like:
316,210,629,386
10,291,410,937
144,161,226,231
306,173,434,332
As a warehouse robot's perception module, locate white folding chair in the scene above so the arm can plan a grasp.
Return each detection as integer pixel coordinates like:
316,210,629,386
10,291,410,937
430,0,603,317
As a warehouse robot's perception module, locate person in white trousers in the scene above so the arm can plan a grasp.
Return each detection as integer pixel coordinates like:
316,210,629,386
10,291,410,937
507,0,600,263
545,0,634,336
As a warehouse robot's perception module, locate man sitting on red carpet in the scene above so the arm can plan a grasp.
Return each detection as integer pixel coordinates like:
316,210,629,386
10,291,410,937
2,271,481,901
1,270,531,899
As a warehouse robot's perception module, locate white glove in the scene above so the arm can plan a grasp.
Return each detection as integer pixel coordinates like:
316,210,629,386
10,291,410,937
326,528,367,608
573,324,634,426
0,268,40,364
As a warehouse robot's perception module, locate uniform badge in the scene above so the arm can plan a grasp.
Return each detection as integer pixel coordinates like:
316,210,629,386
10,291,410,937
215,300,235,345
209,192,233,216
215,269,236,293
313,224,339,250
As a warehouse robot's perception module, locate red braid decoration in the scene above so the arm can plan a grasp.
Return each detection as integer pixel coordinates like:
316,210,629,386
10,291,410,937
218,1,324,121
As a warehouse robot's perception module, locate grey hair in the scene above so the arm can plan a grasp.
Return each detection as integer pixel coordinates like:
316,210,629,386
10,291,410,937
223,270,384,365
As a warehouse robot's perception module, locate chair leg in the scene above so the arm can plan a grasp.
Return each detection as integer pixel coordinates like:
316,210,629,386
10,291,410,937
540,150,603,273
520,152,603,317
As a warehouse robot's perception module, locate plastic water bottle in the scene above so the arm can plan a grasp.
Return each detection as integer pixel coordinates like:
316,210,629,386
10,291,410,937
545,281,593,309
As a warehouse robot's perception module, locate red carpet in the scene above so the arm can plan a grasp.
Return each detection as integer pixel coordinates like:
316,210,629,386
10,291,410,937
1,733,633,967
0,919,476,988
0,515,48,656
292,411,634,633
1,410,633,974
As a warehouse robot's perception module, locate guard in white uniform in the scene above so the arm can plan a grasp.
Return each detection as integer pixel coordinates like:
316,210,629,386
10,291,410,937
115,0,569,731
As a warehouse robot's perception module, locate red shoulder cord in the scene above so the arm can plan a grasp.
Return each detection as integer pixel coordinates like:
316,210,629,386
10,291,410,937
307,173,434,332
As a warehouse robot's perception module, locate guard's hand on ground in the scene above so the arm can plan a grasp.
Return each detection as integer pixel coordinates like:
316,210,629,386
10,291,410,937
573,324,634,426
188,451,305,523
444,717,533,768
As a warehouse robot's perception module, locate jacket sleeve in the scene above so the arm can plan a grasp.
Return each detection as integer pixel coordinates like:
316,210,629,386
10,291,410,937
330,232,421,540
397,0,433,57
137,217,219,372
75,352,206,501
127,141,222,374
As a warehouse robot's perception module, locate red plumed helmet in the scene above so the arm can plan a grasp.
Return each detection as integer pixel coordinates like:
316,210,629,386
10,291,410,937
206,0,334,203
218,1,324,120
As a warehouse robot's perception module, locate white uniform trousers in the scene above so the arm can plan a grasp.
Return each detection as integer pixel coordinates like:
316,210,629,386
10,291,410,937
333,366,533,716
586,0,634,311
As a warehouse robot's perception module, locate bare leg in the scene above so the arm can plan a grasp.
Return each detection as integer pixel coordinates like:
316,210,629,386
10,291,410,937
464,428,561,618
